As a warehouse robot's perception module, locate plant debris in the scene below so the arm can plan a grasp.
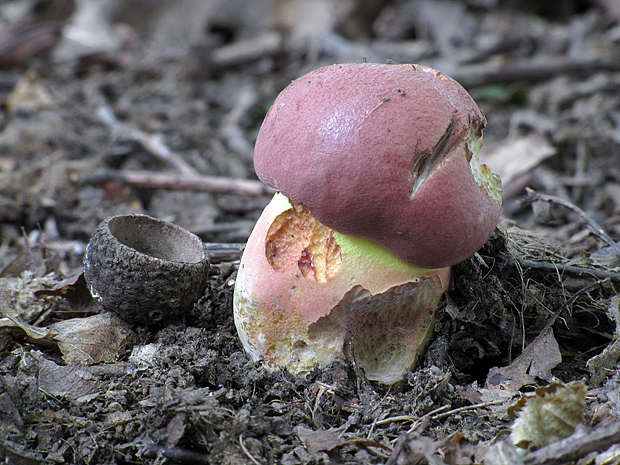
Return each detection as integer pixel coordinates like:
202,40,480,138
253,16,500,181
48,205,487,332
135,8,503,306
1,0,620,463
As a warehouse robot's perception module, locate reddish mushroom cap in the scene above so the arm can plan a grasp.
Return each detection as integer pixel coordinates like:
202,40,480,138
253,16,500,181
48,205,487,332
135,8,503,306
254,63,502,269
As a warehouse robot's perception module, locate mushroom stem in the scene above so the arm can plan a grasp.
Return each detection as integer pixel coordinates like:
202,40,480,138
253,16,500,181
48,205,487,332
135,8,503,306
234,193,450,384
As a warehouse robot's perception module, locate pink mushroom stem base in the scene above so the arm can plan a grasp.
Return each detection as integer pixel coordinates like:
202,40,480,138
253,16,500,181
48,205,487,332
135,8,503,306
234,193,451,384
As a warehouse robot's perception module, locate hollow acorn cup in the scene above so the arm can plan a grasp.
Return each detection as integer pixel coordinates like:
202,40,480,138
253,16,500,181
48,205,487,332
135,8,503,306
84,214,210,324
234,63,502,383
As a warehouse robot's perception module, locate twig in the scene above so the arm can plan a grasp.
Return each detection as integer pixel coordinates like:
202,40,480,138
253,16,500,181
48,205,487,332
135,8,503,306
78,170,274,196
375,404,450,427
91,84,269,199
221,86,258,160
406,404,450,434
406,400,509,435
452,56,620,88
385,417,432,465
523,421,620,465
523,188,620,259
513,258,620,282
239,434,262,465
204,243,245,263
572,140,587,203
377,400,509,438
96,106,199,178
211,32,282,68
430,398,510,422
140,444,210,464
192,220,256,236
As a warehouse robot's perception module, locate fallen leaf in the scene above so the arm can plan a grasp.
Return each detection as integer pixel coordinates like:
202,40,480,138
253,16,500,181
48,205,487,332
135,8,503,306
0,0,74,70
508,381,586,453
50,312,138,365
0,392,24,439
296,425,342,454
166,413,187,448
479,133,555,197
35,352,99,400
103,410,134,430
486,327,561,392
129,343,161,367
0,288,51,340
34,273,93,311
458,385,516,407
482,440,525,465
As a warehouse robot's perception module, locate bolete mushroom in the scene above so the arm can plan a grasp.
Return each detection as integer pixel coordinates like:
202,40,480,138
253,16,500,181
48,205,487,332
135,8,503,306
234,63,502,384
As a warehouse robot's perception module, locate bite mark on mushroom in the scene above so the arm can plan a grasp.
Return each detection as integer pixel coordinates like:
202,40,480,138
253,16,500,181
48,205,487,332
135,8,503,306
266,200,342,282
410,112,463,197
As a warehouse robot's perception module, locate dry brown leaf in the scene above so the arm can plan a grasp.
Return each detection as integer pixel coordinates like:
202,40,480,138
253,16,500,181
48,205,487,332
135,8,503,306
50,312,138,365
35,353,99,400
0,287,51,340
103,410,134,429
296,425,342,455
34,273,95,311
458,385,516,408
479,133,555,196
166,413,187,448
486,327,561,392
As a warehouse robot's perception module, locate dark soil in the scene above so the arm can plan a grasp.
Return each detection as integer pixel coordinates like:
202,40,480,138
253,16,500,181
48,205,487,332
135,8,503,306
1,1,620,464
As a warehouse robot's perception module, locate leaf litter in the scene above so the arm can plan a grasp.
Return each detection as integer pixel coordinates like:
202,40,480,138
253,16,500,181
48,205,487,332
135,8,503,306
1,0,620,463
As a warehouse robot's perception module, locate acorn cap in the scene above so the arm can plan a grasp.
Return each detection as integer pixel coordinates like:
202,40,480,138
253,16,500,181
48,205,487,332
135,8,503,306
84,214,210,324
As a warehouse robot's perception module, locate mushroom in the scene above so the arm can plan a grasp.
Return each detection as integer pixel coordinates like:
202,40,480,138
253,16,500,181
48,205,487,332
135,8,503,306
234,63,502,384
